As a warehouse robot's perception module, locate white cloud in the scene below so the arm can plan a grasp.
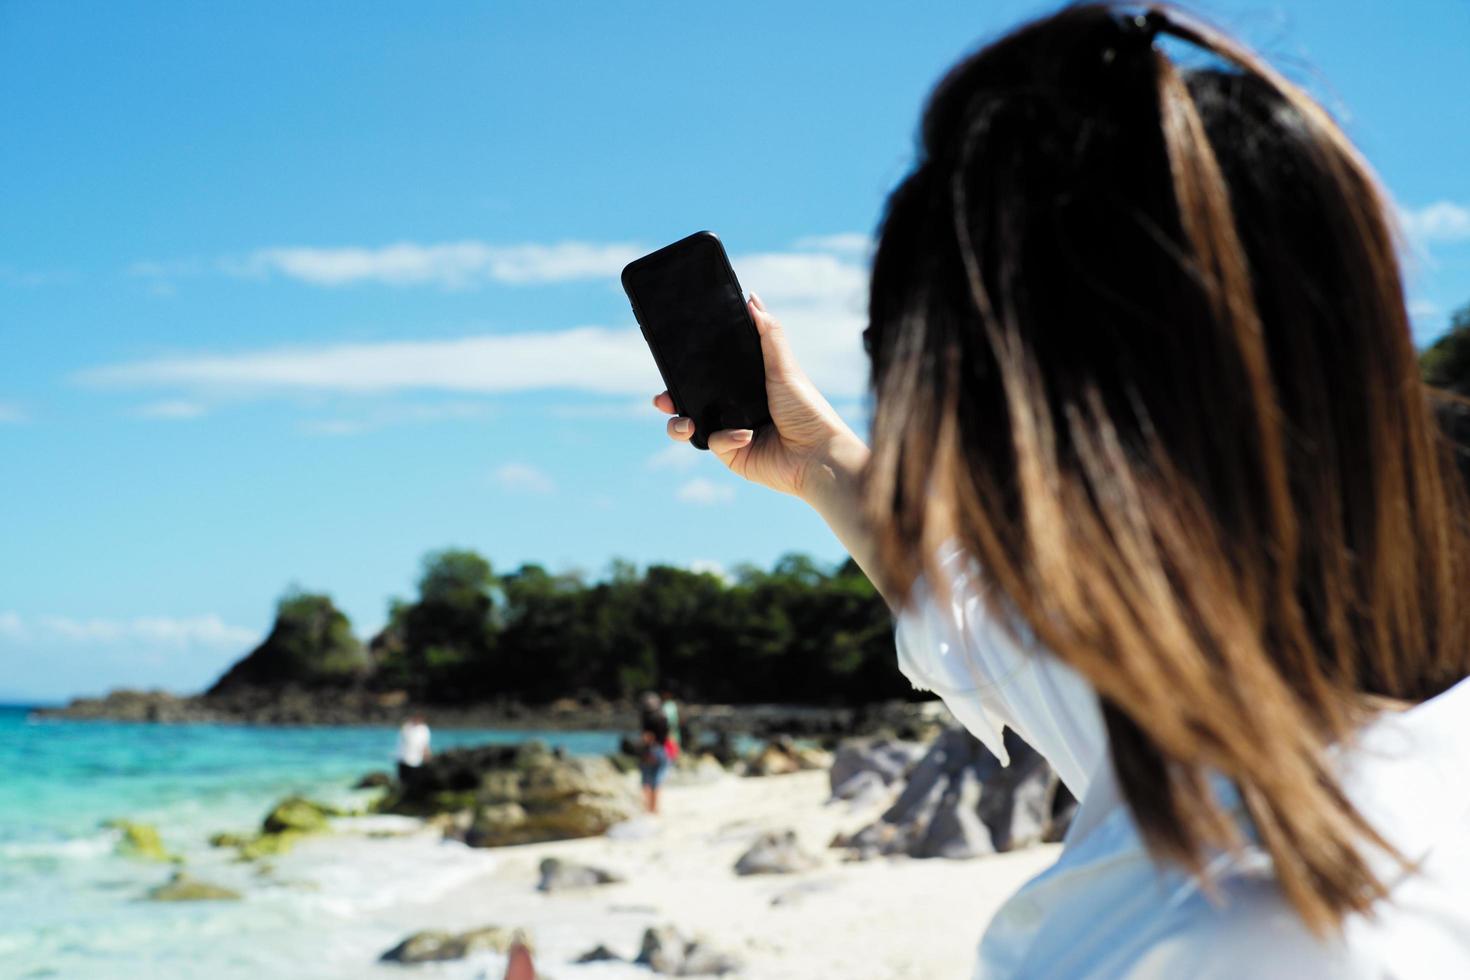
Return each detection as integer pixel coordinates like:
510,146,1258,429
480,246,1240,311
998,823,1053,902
1400,202,1470,245
0,402,27,424
228,240,645,289
1,612,256,649
494,462,557,494
793,232,871,254
136,399,207,420
77,327,663,396
687,559,732,583
647,442,701,472
81,238,875,408
676,477,736,506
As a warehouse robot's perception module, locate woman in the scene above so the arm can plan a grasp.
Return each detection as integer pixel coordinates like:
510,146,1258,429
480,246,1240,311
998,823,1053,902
654,4,1470,976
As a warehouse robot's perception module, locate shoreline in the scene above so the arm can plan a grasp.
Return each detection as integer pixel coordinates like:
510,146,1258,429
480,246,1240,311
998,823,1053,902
224,770,1059,978
34,689,953,743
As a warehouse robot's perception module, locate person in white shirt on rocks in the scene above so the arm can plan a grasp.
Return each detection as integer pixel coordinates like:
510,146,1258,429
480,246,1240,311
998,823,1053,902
395,713,431,788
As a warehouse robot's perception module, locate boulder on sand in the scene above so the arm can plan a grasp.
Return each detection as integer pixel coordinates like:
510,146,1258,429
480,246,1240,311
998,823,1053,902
833,727,1076,860
745,736,833,777
734,829,821,876
380,740,640,848
379,925,518,964
537,856,624,892
636,925,742,976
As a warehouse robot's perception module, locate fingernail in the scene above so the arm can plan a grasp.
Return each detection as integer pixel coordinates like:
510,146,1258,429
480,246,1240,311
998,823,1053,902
733,429,753,444
674,418,691,434
749,292,766,312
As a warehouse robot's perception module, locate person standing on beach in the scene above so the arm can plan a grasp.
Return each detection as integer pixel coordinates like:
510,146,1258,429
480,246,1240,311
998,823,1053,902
395,713,431,787
660,688,682,760
638,694,672,814
650,5,1470,975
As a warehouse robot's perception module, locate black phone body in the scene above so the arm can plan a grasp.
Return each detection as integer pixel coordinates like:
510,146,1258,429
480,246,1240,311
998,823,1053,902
622,231,771,450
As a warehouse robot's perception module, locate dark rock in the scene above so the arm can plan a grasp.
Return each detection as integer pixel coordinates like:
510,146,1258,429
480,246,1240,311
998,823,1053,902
829,769,889,806
380,741,639,847
537,857,624,892
734,829,821,875
355,771,392,789
636,926,741,976
833,727,1070,860
829,737,927,795
379,925,515,963
575,944,622,963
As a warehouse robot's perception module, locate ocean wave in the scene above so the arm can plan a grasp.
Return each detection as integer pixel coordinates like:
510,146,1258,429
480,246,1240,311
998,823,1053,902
0,833,115,861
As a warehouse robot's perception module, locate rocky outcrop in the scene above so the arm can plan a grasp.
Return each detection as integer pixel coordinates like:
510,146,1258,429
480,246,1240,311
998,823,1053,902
379,740,640,847
833,727,1076,860
537,857,624,892
734,829,821,875
146,872,241,901
379,926,518,964
636,926,742,976
828,737,927,799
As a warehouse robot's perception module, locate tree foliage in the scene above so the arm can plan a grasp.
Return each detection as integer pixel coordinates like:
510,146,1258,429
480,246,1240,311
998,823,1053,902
353,550,910,705
209,589,368,694
1422,302,1470,484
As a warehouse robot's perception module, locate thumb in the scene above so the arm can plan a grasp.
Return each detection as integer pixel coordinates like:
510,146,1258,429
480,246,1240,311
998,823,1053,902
748,294,801,382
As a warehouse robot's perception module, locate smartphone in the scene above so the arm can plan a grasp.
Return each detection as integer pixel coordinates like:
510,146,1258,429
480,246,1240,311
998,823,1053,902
622,231,771,450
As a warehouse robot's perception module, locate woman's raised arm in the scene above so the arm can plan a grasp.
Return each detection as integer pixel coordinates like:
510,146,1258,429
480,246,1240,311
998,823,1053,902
651,294,890,606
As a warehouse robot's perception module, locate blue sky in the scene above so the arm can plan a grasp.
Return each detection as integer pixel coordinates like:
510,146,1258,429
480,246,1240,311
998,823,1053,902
2,1,1467,702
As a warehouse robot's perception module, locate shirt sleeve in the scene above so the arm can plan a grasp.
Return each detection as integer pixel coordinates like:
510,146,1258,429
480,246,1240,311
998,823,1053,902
893,541,1108,798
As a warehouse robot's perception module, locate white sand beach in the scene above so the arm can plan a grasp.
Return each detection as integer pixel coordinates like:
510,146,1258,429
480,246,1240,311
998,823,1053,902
326,769,1061,979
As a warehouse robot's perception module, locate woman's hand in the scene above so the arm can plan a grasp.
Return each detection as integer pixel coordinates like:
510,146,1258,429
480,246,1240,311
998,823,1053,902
653,293,863,503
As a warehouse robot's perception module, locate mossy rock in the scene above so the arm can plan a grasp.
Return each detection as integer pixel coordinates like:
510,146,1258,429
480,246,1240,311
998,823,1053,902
238,830,305,861
429,790,479,813
208,832,250,849
262,797,333,834
146,872,241,902
105,820,180,863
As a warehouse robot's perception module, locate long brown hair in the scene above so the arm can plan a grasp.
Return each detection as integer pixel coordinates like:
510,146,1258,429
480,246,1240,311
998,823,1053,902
865,3,1470,933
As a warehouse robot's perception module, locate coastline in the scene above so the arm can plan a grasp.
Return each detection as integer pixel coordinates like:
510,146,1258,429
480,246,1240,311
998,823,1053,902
34,688,952,743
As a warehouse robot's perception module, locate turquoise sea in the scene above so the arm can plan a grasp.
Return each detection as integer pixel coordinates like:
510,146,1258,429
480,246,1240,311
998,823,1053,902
0,705,619,979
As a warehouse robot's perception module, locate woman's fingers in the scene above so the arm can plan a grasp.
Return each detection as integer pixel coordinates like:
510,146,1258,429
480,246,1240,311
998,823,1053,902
748,295,801,383
652,391,677,415
707,428,754,458
666,415,694,442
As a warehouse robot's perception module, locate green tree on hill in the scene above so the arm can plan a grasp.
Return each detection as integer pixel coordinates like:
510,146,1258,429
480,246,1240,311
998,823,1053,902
208,589,367,694
372,549,500,702
1422,302,1470,483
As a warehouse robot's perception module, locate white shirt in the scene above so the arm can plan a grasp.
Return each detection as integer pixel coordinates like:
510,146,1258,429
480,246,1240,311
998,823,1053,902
895,542,1470,978
396,722,431,767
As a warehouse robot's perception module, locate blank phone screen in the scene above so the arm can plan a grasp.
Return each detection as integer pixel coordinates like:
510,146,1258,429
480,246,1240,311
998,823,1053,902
622,233,770,449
